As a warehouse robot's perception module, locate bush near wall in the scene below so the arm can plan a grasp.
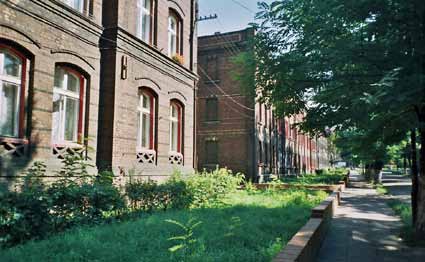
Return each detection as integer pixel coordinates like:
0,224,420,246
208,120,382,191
0,155,244,248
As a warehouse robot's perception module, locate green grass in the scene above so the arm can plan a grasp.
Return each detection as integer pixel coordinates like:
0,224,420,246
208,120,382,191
388,200,425,246
375,184,388,195
280,170,346,186
0,189,327,262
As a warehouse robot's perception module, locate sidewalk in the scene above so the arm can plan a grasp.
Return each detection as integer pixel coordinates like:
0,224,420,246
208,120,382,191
315,171,425,262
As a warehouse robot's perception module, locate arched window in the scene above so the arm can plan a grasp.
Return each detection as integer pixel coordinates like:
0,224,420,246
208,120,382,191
0,46,26,138
137,89,156,150
137,0,156,44
169,101,183,153
52,66,85,144
168,11,182,57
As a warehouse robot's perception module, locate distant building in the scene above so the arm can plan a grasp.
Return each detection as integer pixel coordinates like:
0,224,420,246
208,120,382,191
196,28,329,181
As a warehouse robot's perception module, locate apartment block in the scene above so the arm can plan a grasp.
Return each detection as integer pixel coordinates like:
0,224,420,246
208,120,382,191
0,0,198,183
0,0,103,178
196,28,329,181
98,0,198,180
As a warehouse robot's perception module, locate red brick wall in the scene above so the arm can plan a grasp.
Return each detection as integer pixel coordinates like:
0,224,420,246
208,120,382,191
196,29,257,179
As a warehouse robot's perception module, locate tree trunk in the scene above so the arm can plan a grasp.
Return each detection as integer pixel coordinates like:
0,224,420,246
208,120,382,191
416,126,425,240
410,129,418,225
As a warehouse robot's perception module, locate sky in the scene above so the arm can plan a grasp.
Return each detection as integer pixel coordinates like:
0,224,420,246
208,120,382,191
198,0,271,36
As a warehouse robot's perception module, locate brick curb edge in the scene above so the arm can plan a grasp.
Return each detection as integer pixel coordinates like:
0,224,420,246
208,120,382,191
272,189,342,262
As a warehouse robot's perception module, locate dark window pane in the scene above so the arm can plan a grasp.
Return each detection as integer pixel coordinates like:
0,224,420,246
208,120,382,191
206,98,218,121
206,141,218,164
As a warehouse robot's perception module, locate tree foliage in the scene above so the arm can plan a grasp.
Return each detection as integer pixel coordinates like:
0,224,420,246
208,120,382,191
249,0,425,238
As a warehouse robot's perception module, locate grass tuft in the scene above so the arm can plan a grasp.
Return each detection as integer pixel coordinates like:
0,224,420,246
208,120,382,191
388,200,425,247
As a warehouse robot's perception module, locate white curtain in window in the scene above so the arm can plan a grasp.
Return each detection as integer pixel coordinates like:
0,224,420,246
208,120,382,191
138,93,152,149
138,0,152,42
52,67,81,143
0,50,22,137
168,15,177,56
170,104,179,152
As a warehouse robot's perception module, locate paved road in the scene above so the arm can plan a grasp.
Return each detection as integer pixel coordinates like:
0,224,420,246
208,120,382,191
381,173,412,204
315,171,425,262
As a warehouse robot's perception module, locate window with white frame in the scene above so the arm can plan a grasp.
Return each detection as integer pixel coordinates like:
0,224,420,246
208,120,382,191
168,15,177,56
168,12,181,57
52,66,84,144
169,102,182,152
0,48,23,138
137,0,153,43
137,91,155,150
62,0,84,12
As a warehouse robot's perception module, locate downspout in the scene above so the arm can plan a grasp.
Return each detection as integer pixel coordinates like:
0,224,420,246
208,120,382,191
190,0,197,170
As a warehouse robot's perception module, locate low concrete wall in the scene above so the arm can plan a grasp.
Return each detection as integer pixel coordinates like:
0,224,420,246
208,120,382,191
273,190,341,262
253,183,346,193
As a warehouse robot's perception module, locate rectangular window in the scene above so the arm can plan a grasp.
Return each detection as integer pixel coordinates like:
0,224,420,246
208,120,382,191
170,103,182,152
137,0,153,43
0,49,23,138
52,67,84,144
206,140,218,164
61,0,93,15
206,55,218,81
138,92,154,149
0,83,19,136
205,98,218,121
168,11,182,57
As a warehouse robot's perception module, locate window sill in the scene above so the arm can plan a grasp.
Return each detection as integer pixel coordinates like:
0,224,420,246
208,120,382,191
203,164,219,169
204,80,220,85
204,120,220,124
137,148,156,154
52,142,83,148
0,137,29,144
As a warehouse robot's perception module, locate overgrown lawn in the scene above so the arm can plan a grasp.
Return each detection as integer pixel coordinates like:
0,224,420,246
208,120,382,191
0,189,327,262
280,170,346,186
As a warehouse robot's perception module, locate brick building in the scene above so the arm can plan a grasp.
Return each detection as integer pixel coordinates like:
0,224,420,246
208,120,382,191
0,0,103,177
0,0,198,181
98,0,198,179
196,28,329,181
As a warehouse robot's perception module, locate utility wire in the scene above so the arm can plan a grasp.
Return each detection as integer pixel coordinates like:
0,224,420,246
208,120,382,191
230,0,256,14
198,71,255,120
198,65,255,111
216,19,243,54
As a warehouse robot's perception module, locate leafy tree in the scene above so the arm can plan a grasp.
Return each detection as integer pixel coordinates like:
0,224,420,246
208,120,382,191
249,0,425,239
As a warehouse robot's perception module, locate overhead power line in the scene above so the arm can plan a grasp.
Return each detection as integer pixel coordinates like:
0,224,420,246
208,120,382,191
230,0,256,14
198,65,255,112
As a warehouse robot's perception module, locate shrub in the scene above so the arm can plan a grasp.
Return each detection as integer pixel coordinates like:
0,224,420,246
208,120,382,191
96,170,115,185
125,178,192,212
0,164,52,247
48,182,125,230
186,168,244,207
163,178,193,210
125,180,158,211
0,160,125,248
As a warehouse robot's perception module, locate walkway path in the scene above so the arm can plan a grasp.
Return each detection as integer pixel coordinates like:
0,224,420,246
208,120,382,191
315,170,425,262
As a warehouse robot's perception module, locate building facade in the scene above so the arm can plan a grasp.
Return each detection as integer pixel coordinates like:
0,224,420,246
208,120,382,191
0,0,198,182
196,29,259,180
196,28,329,181
0,0,103,178
98,0,198,180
